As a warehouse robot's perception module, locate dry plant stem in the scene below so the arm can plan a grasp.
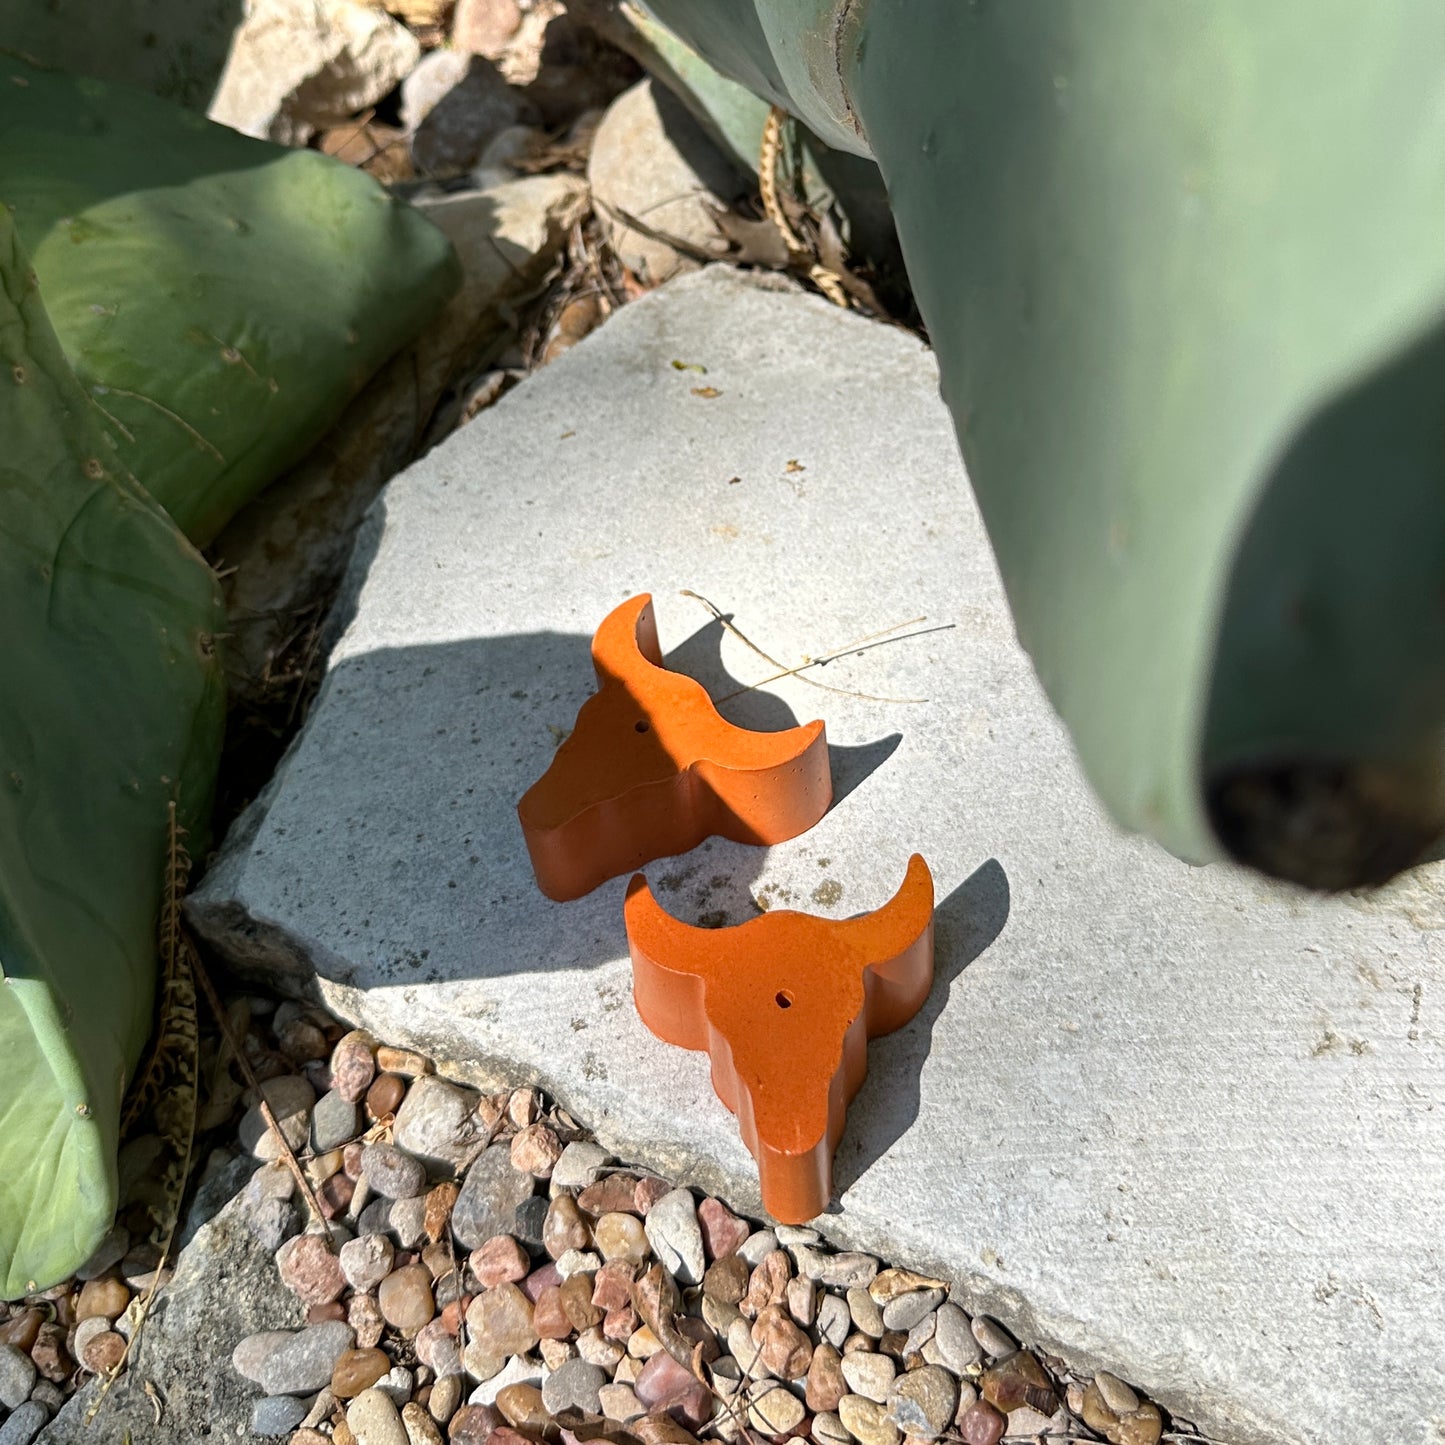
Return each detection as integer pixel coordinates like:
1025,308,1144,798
88,804,201,1423
189,946,335,1245
679,588,932,705
759,105,850,308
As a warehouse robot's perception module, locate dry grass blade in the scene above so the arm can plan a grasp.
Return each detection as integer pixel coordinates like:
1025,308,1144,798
680,589,934,705
88,802,200,1424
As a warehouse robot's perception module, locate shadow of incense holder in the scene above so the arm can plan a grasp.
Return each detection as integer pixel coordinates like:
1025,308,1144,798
625,855,937,1223
517,593,832,900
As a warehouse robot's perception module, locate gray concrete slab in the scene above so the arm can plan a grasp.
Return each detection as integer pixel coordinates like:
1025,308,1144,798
191,266,1445,1445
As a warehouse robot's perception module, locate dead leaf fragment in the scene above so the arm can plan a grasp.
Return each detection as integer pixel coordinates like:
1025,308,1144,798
670,359,707,374
784,459,805,473
690,386,720,399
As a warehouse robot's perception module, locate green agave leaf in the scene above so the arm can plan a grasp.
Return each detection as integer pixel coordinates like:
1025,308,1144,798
0,55,460,546
0,207,225,1296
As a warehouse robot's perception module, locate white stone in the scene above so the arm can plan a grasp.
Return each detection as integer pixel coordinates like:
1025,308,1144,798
191,266,1445,1445
468,1354,546,1406
587,78,739,285
209,0,420,145
643,1188,706,1286
817,1294,851,1350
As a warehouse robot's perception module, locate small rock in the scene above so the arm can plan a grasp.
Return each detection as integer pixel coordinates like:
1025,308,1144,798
335,1346,394,1398
510,1124,563,1178
522,1262,562,1302
577,1325,624,1370
555,1248,602,1279
813,1412,851,1445
425,1182,461,1244
416,1318,464,1379
703,1255,750,1306
76,1275,130,1322
380,1264,437,1332
313,1089,361,1152
0,1344,37,1408
787,1275,819,1328
886,1366,957,1439
1095,1371,1141,1415
559,1273,602,1332
635,1350,712,1428
507,1089,542,1127
342,1233,396,1293
0,1402,46,1445
76,1223,131,1281
592,1260,636,1311
794,1249,878,1291
251,1394,309,1436
979,1352,1057,1417
390,1196,430,1249
543,1195,592,1260
578,1175,641,1216
633,1178,672,1215
408,52,526,176
627,1326,664,1360
818,1294,851,1350
806,1343,846,1413
447,1404,502,1442
29,1324,71,1382
239,1074,316,1159
838,1393,901,1445
376,1046,432,1077
750,1383,806,1434
727,1317,766,1380
403,1400,446,1445
881,1290,944,1334
452,0,521,57
378,1365,416,1406
472,1235,531,1287
1117,1403,1164,1445
868,1271,946,1305
543,1356,606,1415
538,1337,575,1372
587,78,738,285
452,1146,537,1250
0,1310,42,1353
842,1351,896,1403
79,1328,126,1373
208,0,419,145
71,1312,111,1364
331,1031,378,1102
969,1317,1016,1360
931,1305,981,1375
741,1251,792,1318
696,1198,750,1261
847,1288,885,1339
468,1354,543,1406
277,1233,347,1305
514,1195,549,1252
551,1142,610,1190
466,1285,539,1357
600,1381,645,1422
350,1292,387,1349
429,1373,464,1423
363,1143,427,1200
534,1285,571,1341
260,1320,356,1395
593,1211,650,1267
753,1304,813,1380
955,1401,1006,1445
233,1328,294,1384
737,1231,778,1268
349,1385,411,1445
368,1074,408,1122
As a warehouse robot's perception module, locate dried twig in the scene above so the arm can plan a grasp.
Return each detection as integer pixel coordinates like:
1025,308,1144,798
680,590,936,705
759,105,850,308
188,945,335,1243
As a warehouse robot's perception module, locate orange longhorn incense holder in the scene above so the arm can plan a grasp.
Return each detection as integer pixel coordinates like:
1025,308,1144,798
625,855,936,1222
517,594,832,901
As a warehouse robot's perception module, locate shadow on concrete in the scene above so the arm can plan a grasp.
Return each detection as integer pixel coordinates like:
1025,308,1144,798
830,856,1011,1200
212,591,907,992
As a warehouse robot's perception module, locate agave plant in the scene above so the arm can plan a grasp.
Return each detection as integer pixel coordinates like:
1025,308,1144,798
635,0,1445,888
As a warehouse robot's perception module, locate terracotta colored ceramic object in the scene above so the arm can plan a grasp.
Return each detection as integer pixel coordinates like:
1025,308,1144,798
517,593,832,901
625,854,936,1222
